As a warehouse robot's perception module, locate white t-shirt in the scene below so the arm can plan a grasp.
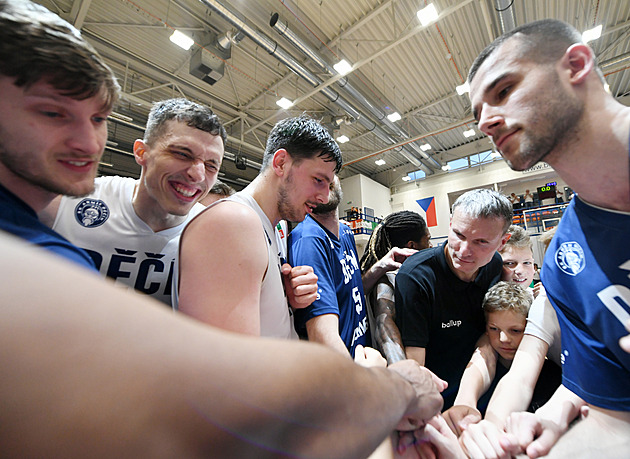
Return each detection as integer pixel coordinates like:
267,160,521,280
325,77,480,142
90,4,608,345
525,293,562,365
54,176,204,305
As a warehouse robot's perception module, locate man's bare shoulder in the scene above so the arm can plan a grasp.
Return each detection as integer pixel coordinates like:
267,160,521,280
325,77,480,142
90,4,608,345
189,199,262,232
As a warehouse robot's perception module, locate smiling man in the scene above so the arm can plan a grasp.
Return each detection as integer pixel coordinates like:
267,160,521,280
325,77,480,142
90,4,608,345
176,114,342,339
394,189,512,409
43,98,226,305
0,0,119,269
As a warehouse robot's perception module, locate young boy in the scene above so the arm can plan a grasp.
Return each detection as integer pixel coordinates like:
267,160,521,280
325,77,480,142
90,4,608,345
449,282,560,428
499,225,535,290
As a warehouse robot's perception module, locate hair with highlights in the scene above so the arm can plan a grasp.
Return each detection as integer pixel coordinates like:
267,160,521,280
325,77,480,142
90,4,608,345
451,189,513,234
483,281,532,317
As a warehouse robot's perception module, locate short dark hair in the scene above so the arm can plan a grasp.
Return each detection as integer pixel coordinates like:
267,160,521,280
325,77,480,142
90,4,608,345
208,180,235,197
452,189,513,234
469,19,585,84
144,98,227,147
0,0,119,110
360,211,429,273
262,114,343,172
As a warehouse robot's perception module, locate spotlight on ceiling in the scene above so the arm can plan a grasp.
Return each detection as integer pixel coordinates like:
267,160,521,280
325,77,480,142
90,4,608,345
336,135,350,144
375,159,386,166
276,97,294,110
463,129,476,138
170,30,194,50
387,112,402,122
582,25,602,43
420,143,432,151
417,3,438,27
333,59,353,75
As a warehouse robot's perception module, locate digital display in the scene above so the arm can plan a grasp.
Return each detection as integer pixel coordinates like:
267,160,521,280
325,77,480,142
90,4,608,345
537,185,556,200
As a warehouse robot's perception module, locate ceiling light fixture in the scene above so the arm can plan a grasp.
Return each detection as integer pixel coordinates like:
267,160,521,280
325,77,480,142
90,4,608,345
417,3,438,27
491,151,502,159
420,143,432,151
387,112,401,122
402,176,411,182
169,30,194,50
456,81,470,95
442,164,451,171
276,97,294,109
333,59,353,75
375,159,386,166
336,135,350,144
582,25,602,43
463,129,476,138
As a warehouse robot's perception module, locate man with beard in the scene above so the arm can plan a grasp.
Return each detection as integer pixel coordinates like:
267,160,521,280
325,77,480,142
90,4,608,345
175,115,340,339
460,18,630,458
43,98,226,306
0,0,119,269
289,177,415,357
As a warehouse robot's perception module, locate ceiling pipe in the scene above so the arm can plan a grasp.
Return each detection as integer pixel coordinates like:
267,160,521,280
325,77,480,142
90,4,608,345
495,0,516,34
270,13,442,169
196,0,434,173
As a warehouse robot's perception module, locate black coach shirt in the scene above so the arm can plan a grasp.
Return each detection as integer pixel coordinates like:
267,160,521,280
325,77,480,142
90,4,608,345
395,242,502,409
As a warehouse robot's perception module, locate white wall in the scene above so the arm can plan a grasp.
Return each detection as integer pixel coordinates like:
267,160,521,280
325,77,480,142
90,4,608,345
390,160,561,239
340,174,392,219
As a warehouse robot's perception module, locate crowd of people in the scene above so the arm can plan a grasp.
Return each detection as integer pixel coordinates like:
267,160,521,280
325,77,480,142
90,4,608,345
1,1,629,457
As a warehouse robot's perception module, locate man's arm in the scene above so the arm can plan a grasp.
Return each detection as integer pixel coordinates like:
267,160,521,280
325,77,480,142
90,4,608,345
305,313,351,356
372,278,407,364
443,336,496,435
0,232,444,458
484,334,549,427
362,248,417,294
405,346,426,366
177,202,266,335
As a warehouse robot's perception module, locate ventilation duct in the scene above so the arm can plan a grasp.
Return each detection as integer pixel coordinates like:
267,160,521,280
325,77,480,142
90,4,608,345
197,0,436,173
189,32,231,85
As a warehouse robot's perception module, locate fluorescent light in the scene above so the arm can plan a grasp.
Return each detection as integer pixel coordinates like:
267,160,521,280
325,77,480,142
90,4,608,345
463,129,476,138
336,135,350,144
402,176,411,181
387,112,401,122
333,59,353,75
420,143,432,151
170,30,194,50
442,164,450,171
582,25,602,43
98,162,113,168
276,97,294,109
456,81,470,95
375,159,386,166
417,3,438,27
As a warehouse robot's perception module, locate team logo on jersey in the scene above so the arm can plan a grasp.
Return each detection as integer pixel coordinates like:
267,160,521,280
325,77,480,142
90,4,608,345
74,199,110,228
555,241,585,276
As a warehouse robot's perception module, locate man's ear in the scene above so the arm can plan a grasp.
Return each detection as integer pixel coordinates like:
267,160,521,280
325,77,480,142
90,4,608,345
271,149,289,177
563,43,595,85
497,232,511,252
133,139,147,166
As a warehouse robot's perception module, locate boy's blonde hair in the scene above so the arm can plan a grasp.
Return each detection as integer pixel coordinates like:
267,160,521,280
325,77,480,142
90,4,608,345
483,281,532,317
500,225,533,253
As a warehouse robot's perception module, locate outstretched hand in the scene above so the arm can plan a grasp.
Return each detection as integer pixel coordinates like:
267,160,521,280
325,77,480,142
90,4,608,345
281,263,318,309
387,360,444,431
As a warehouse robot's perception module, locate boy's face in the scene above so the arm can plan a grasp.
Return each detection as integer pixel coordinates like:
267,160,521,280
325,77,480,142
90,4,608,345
486,309,526,362
500,245,535,287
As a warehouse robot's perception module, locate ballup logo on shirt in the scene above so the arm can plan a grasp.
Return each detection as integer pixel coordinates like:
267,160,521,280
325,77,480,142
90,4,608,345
74,199,110,228
555,241,586,276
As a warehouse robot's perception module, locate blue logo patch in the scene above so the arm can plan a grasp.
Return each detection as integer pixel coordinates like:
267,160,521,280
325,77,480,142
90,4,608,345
74,199,109,228
555,241,586,276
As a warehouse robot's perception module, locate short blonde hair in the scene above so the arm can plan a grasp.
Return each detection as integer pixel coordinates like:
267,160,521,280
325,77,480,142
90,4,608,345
483,281,532,317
